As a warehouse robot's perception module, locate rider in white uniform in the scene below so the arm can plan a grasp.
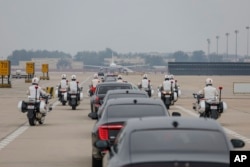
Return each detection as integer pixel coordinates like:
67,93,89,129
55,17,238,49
199,78,218,100
27,77,47,100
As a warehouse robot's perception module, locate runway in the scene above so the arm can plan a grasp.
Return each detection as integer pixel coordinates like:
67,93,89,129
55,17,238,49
0,72,250,167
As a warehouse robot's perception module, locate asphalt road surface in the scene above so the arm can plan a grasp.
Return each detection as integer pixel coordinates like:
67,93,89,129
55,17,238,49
0,72,250,167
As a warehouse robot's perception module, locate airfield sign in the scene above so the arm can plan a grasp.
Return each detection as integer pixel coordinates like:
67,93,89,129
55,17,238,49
26,62,34,74
0,60,10,76
42,64,48,73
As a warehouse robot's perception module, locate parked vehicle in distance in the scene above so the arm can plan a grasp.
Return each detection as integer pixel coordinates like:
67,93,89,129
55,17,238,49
92,89,149,119
97,117,245,167
89,82,133,113
91,98,181,167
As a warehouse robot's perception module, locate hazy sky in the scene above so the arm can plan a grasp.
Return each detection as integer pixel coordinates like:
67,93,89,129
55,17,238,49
1,0,250,58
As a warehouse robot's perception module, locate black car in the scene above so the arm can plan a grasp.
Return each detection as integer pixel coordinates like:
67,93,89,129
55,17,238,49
91,98,180,167
89,82,133,113
97,117,245,167
94,89,149,119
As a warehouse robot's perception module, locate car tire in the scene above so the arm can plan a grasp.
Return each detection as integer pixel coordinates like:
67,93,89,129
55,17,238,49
92,156,102,167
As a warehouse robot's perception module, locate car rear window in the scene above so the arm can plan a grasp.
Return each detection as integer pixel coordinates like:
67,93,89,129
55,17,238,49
107,105,166,118
130,130,228,153
98,85,131,94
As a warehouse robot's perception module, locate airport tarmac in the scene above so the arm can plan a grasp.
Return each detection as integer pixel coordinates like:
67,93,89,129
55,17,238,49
0,72,250,167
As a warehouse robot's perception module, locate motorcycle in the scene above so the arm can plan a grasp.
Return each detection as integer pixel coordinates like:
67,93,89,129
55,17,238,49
55,86,68,105
65,87,83,110
18,94,52,126
192,87,227,119
137,83,154,97
160,90,177,109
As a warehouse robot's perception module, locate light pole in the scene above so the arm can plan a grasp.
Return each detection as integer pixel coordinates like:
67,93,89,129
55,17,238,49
246,26,250,57
207,38,211,61
216,36,219,56
225,33,229,57
235,30,239,62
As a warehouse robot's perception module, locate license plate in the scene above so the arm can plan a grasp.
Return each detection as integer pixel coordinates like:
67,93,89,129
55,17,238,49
71,95,76,98
165,95,170,97
210,105,217,109
27,105,35,109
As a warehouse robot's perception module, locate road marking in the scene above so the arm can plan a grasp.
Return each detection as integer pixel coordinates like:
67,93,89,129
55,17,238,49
0,124,29,151
175,105,250,144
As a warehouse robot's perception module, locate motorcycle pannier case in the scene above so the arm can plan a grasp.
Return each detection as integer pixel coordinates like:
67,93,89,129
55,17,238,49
17,100,27,113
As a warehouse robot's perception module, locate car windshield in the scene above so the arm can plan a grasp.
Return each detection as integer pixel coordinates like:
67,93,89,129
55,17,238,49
130,130,228,154
98,85,131,94
107,104,166,118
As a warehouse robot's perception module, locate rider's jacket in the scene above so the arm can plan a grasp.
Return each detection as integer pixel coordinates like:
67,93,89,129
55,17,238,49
27,85,47,99
69,81,79,92
200,85,218,99
162,80,171,91
60,79,68,89
141,79,149,88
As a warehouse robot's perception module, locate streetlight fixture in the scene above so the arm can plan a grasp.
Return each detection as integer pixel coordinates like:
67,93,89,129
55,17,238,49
216,36,219,56
225,33,229,57
246,26,250,57
235,30,239,62
207,38,211,61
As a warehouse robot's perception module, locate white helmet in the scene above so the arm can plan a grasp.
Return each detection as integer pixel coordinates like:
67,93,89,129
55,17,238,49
32,77,39,84
71,75,77,80
143,74,147,79
118,75,122,79
169,74,174,79
94,73,98,79
61,74,67,79
164,75,170,80
206,78,213,85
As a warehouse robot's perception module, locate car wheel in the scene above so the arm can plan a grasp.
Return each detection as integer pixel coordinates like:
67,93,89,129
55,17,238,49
92,156,102,167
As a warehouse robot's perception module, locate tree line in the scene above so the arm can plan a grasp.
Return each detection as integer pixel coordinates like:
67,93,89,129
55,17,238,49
7,48,234,69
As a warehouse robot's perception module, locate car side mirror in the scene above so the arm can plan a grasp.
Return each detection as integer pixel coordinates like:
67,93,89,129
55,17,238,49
88,112,98,120
231,139,245,148
172,112,181,117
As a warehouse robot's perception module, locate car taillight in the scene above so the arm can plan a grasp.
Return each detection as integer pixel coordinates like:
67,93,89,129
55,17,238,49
98,125,123,140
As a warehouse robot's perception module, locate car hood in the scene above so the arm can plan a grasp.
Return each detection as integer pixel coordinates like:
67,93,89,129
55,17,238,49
131,152,229,164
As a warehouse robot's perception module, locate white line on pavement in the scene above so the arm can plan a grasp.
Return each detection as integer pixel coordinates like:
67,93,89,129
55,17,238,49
0,125,29,151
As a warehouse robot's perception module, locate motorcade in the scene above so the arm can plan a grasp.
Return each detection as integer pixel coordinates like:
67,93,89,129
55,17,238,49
97,117,245,167
91,98,181,167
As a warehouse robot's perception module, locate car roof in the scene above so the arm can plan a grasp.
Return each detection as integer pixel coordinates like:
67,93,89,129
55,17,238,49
124,117,224,132
106,97,165,106
106,89,148,96
96,82,132,87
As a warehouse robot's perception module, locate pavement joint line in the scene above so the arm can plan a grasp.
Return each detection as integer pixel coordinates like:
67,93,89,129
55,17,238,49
175,105,250,144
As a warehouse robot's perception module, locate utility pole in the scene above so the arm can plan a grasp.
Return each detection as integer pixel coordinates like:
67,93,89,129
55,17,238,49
225,33,229,58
